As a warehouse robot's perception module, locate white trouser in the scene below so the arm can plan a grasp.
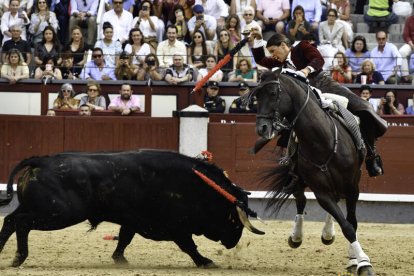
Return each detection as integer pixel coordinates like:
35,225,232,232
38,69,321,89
399,43,413,76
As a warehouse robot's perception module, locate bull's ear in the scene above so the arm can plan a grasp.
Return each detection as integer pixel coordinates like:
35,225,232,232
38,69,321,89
273,67,283,79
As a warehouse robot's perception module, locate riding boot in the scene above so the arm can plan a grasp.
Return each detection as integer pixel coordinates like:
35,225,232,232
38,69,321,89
282,159,299,194
362,131,384,177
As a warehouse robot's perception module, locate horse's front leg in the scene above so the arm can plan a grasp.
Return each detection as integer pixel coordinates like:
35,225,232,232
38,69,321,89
321,214,336,245
288,187,306,248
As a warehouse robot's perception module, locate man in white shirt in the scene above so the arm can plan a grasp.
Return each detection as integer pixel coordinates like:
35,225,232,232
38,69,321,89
101,0,133,44
187,4,217,41
194,0,228,28
156,25,187,68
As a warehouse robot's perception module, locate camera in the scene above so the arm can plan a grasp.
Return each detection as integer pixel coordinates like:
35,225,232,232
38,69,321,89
241,29,251,36
142,6,148,11
146,60,155,66
385,97,391,104
196,15,204,20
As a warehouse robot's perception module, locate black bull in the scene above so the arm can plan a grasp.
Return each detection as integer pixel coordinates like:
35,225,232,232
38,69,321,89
0,150,263,267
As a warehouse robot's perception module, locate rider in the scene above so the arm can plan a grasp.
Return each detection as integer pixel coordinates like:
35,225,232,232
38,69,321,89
249,28,387,193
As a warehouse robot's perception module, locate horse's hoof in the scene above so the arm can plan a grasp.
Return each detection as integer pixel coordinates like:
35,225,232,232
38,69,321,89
321,235,335,245
288,236,302,248
347,265,357,275
358,265,375,276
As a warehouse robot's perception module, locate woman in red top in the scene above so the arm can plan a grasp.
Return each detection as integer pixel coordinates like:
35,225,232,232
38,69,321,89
330,51,352,83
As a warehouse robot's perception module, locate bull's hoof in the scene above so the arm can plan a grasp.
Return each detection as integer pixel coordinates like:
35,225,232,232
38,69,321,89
196,258,217,268
11,257,24,267
321,235,335,245
112,253,128,265
288,236,302,248
358,265,375,276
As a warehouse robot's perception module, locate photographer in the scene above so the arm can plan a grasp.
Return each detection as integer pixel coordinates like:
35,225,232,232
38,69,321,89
136,53,165,81
115,51,139,80
377,90,405,115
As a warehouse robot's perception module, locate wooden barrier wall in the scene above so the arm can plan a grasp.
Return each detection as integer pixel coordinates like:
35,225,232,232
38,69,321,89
0,115,179,182
0,114,413,195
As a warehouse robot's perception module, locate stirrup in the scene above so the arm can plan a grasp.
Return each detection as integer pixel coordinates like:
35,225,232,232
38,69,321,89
279,156,290,166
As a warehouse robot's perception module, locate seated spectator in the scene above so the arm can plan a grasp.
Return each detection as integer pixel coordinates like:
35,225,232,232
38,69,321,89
34,26,61,66
156,25,187,68
377,90,405,115
60,51,82,80
28,0,58,46
230,0,257,22
94,22,122,67
0,49,30,84
34,55,63,80
406,93,414,115
187,30,210,70
225,14,241,45
291,0,322,33
136,53,165,81
78,104,92,116
359,84,372,101
80,47,116,80
167,4,188,42
399,14,414,83
319,9,346,53
214,29,235,80
329,0,353,47
330,51,352,83
62,26,91,67
364,0,397,33
228,58,257,83
188,4,217,40
203,81,225,113
345,35,370,80
256,0,290,35
79,81,107,111
53,83,80,110
241,6,261,34
195,0,229,29
355,59,385,85
197,54,223,82
131,0,162,51
229,81,257,113
115,51,139,80
287,5,311,44
3,0,33,17
124,28,153,67
1,24,32,64
164,54,197,85
370,30,401,85
1,0,30,45
108,83,141,115
68,0,98,45
101,0,133,44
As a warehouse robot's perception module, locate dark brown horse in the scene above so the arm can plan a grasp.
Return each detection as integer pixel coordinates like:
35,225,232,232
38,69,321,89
252,68,374,276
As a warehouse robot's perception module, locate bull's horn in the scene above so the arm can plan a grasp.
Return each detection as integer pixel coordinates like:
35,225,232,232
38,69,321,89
236,206,265,235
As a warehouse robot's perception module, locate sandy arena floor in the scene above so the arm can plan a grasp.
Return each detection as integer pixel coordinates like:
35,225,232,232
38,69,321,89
0,217,413,276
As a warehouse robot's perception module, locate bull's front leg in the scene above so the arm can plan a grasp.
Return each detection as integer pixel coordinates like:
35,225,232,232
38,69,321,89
112,225,135,264
0,210,18,254
173,235,216,268
12,213,33,267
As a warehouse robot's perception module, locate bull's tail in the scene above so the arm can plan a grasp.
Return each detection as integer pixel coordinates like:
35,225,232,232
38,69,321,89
0,157,44,206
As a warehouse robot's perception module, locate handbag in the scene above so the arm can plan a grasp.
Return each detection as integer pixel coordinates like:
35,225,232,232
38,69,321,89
392,1,412,17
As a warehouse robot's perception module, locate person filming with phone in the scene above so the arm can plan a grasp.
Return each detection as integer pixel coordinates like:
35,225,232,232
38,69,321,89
136,53,165,81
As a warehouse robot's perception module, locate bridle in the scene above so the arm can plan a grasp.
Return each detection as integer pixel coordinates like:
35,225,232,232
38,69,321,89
255,79,310,132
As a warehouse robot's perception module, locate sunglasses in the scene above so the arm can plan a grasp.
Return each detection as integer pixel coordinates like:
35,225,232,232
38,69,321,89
244,13,253,16
93,54,102,58
62,90,72,93
209,87,218,90
113,1,123,4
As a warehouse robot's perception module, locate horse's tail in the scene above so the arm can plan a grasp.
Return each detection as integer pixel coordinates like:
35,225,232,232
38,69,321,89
261,165,291,215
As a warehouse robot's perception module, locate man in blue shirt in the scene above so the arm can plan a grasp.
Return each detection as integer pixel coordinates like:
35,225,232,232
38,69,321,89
80,47,116,80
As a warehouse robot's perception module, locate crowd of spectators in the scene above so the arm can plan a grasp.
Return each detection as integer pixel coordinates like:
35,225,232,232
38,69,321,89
0,0,413,114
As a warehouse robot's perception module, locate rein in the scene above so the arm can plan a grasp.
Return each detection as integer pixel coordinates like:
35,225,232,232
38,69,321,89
256,79,310,131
